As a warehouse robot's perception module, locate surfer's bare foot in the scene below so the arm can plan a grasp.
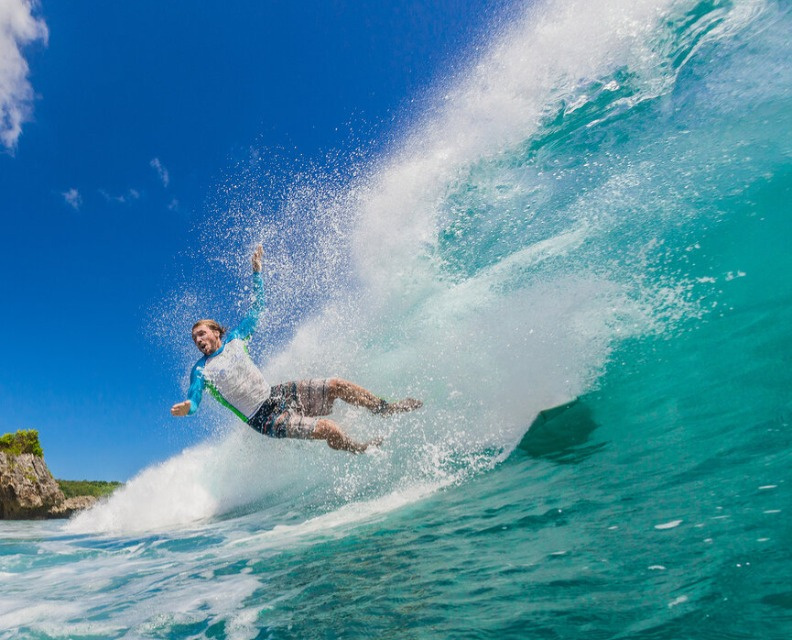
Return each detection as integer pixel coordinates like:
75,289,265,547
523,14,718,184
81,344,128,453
374,398,423,415
347,436,383,454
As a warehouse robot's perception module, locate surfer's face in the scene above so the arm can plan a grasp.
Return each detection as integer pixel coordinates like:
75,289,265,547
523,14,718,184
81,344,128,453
192,324,222,356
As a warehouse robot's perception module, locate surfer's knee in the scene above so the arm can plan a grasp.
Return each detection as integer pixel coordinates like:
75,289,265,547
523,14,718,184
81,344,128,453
326,377,346,399
313,419,343,448
313,418,365,453
312,418,335,437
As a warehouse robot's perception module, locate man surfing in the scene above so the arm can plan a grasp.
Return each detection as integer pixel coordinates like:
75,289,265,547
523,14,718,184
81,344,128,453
170,245,422,453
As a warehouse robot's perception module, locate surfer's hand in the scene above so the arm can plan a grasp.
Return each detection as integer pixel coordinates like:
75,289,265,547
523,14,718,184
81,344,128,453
170,400,191,417
252,244,263,273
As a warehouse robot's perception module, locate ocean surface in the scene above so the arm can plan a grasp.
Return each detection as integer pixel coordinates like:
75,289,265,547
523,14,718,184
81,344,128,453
2,0,791,638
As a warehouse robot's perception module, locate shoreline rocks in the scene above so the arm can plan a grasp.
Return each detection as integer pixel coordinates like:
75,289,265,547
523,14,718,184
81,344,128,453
0,451,65,519
47,495,99,519
0,451,98,520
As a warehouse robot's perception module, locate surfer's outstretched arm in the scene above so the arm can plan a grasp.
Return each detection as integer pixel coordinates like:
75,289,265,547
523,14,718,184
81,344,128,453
171,245,263,417
171,361,206,416
226,244,265,341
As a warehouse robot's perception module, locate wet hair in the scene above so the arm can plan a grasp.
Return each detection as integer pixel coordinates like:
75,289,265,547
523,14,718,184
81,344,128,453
191,319,227,339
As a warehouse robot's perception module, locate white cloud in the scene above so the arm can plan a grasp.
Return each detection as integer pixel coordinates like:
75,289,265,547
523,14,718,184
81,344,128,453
0,0,49,151
150,157,169,187
62,188,81,210
99,187,140,204
167,197,179,211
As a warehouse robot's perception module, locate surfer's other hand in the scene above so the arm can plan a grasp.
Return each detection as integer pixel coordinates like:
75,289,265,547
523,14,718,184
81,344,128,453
170,400,191,417
252,244,263,273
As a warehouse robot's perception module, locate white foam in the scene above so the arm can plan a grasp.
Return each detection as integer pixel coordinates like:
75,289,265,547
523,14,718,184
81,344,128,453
228,479,447,551
668,595,689,608
0,601,82,631
65,429,313,534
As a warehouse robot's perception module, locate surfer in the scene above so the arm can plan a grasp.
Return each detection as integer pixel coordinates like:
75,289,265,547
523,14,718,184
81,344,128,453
170,244,422,453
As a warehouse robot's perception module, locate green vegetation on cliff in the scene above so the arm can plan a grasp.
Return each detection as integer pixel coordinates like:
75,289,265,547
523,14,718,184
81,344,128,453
1,430,123,499
0,429,44,457
57,480,123,499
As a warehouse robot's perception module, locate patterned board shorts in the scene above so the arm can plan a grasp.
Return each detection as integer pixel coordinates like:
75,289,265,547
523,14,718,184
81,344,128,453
247,379,334,439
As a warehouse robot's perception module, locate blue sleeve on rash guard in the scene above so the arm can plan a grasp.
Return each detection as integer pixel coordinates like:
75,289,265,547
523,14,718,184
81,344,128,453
187,360,206,415
226,272,265,342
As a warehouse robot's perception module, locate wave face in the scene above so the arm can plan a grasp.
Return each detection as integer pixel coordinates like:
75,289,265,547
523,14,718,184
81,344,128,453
3,1,792,638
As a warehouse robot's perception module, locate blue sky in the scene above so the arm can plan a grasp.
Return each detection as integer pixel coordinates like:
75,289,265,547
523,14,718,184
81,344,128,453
0,0,509,480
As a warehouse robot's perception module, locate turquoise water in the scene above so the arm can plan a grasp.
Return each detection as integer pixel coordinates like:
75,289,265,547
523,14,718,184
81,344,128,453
2,0,791,637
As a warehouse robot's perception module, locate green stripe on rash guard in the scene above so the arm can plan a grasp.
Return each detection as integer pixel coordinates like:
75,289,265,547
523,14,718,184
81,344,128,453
206,382,249,422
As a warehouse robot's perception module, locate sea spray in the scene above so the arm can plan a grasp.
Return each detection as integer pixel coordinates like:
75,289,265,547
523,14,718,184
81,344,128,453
81,0,784,538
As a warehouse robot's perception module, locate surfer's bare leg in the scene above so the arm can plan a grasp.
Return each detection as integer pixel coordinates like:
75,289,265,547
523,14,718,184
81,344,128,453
326,378,423,415
312,418,381,454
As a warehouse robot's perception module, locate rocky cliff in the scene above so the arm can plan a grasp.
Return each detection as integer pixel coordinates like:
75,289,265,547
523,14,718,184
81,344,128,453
0,430,101,519
48,495,99,518
0,451,66,519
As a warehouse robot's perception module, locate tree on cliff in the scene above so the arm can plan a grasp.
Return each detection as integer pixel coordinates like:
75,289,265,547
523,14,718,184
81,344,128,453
0,429,44,457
